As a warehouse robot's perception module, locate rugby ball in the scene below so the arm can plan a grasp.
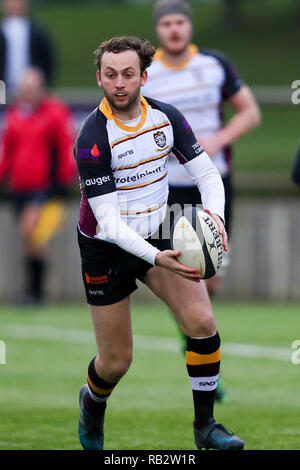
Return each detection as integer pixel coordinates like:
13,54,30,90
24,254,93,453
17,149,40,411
171,207,223,279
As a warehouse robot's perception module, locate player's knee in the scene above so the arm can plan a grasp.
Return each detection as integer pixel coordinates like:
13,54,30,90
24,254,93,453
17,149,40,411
185,313,216,338
105,351,133,380
118,353,132,376
201,315,217,337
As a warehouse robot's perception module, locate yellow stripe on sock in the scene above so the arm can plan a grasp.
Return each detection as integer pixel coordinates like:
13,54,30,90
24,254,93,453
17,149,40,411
87,374,115,396
186,348,221,366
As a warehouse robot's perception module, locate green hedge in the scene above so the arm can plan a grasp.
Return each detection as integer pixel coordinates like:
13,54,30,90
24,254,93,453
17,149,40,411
23,1,299,87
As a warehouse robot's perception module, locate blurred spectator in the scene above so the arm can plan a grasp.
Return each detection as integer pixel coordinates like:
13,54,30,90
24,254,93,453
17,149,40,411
0,67,76,305
291,144,300,187
0,0,54,94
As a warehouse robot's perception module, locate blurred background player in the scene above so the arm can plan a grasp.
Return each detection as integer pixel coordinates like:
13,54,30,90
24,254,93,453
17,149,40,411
291,143,300,187
143,0,261,401
0,67,76,305
0,0,54,95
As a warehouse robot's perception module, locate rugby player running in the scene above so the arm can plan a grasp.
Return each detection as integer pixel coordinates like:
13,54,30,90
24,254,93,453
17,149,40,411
75,36,244,450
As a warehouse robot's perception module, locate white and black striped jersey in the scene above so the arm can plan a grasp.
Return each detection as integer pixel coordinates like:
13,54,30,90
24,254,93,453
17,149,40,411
74,95,225,264
143,45,243,184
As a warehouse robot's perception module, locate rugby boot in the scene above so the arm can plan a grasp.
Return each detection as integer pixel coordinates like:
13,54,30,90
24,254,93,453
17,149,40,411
78,384,105,450
194,418,244,450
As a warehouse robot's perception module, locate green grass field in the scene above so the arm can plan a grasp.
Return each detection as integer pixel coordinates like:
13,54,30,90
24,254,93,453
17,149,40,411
226,103,300,194
0,300,299,450
226,104,299,174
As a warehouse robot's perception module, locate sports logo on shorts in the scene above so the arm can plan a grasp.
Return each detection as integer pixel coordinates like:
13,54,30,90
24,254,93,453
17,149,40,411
153,131,167,148
85,273,108,284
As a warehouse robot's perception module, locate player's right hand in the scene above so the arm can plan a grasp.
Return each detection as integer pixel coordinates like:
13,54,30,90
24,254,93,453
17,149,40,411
155,250,202,282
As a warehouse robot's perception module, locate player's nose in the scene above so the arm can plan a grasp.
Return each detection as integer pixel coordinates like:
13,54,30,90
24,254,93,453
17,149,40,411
115,75,125,88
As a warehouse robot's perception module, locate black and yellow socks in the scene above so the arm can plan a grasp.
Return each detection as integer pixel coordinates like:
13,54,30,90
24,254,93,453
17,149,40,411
84,332,221,426
84,357,117,416
186,332,221,429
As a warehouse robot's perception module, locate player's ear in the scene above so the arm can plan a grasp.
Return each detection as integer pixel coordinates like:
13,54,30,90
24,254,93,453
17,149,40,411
140,70,148,87
96,70,103,88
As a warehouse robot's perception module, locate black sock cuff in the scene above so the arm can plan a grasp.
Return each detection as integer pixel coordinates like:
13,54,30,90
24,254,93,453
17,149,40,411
87,357,117,390
186,332,221,354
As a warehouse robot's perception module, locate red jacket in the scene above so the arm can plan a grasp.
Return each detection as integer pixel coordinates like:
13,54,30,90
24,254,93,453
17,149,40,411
0,96,76,193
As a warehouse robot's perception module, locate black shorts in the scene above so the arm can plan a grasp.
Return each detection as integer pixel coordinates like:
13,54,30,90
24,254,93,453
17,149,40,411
168,174,233,237
77,228,169,306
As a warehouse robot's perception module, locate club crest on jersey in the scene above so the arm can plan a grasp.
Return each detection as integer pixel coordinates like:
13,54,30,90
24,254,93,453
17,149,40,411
153,131,167,148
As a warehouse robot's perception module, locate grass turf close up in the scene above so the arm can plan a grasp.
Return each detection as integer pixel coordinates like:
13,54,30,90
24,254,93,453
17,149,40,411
0,300,299,450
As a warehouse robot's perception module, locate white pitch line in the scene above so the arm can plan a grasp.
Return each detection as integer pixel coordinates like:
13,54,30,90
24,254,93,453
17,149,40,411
222,342,291,361
0,323,292,362
1,324,93,344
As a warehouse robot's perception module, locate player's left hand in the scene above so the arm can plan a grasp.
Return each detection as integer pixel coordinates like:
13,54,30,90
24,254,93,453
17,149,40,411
155,250,202,282
204,209,228,252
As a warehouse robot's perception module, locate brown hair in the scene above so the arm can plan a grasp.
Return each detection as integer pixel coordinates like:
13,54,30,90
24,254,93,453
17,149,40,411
94,36,156,74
